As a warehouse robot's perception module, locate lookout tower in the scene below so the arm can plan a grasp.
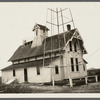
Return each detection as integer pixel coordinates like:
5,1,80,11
31,23,49,48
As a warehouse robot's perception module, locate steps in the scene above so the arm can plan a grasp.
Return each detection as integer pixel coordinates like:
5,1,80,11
5,77,17,84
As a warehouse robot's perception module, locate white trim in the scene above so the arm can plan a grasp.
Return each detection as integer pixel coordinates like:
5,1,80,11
64,29,88,54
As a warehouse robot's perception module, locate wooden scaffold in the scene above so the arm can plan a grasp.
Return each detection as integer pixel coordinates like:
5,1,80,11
43,8,76,87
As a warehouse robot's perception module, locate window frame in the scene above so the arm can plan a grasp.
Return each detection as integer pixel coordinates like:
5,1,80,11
13,69,15,77
36,67,40,75
55,65,59,74
43,29,45,33
71,58,74,72
74,42,77,52
36,30,38,36
75,58,79,71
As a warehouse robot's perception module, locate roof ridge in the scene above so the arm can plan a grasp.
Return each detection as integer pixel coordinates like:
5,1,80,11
46,28,76,39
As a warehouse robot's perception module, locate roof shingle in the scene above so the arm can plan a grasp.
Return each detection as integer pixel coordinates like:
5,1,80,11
9,29,76,61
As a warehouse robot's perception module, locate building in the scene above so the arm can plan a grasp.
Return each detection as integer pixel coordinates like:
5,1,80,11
1,23,88,85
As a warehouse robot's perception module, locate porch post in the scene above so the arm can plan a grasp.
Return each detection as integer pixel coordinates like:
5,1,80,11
95,75,98,82
85,76,88,84
52,76,55,86
69,78,73,88
51,67,55,86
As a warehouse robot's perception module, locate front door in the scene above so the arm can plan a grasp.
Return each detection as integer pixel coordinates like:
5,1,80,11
24,68,28,82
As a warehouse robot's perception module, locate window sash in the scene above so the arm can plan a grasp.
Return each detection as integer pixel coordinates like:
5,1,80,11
75,58,79,71
43,29,45,33
71,58,74,71
36,30,38,36
36,67,40,75
55,65,59,74
83,65,85,71
74,42,77,52
13,69,15,76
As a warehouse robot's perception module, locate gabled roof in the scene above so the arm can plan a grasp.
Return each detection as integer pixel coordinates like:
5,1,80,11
32,24,49,31
2,57,58,71
9,29,76,61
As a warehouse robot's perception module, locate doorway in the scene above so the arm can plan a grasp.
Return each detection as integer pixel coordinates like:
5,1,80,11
24,68,28,82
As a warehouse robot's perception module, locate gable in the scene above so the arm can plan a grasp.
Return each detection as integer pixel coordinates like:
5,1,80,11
32,24,39,31
73,30,82,40
66,29,87,54
32,24,49,31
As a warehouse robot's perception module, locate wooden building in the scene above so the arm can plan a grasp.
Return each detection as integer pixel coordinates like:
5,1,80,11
1,23,88,86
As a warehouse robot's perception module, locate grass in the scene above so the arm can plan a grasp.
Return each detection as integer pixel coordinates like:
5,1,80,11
29,82,100,93
0,83,33,93
70,82,100,93
0,82,100,93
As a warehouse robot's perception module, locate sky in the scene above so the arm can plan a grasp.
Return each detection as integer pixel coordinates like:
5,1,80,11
0,2,100,75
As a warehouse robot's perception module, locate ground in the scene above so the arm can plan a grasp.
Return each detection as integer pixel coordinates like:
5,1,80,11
27,82,100,93
0,81,100,93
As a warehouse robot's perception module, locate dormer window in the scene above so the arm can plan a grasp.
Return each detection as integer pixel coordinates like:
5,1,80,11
36,30,38,36
43,29,45,33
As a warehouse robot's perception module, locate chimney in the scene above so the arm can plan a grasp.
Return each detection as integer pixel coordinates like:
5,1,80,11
67,24,71,31
23,40,26,45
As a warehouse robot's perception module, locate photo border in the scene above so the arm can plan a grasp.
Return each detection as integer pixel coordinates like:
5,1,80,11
0,1,99,99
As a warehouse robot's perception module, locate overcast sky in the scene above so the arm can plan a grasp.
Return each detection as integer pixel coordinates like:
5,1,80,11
0,2,100,75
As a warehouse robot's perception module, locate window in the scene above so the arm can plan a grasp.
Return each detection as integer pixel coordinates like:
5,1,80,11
71,58,74,71
69,41,72,51
75,58,79,71
43,29,45,33
36,30,38,36
13,69,15,76
36,67,40,75
55,65,59,74
83,65,85,71
24,68,28,82
74,42,77,52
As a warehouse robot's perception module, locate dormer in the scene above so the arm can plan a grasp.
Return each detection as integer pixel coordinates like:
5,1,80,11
32,23,49,37
31,23,49,48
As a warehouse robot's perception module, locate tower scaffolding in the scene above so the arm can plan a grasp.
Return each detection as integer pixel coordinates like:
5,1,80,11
43,8,76,86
